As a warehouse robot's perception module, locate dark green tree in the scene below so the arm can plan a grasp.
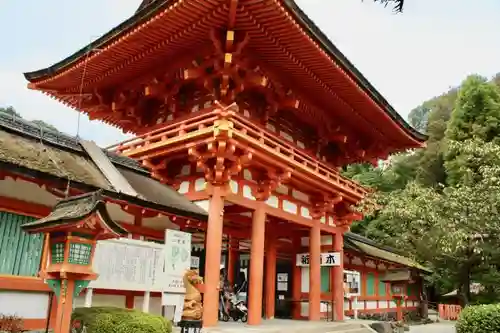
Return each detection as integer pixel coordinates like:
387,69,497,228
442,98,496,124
0,106,61,133
408,105,430,134
415,89,457,186
445,75,500,186
0,106,21,117
31,120,61,133
346,73,500,305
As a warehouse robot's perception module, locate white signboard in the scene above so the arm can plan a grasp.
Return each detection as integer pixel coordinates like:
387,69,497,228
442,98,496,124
344,270,361,297
89,238,164,291
191,256,200,269
164,230,192,293
296,252,341,267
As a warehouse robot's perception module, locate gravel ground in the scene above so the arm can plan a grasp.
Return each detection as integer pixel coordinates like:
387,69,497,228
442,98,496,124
409,323,456,333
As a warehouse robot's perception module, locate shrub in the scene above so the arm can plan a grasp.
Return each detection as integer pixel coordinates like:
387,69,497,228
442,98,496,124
72,307,172,333
0,314,23,333
456,304,500,333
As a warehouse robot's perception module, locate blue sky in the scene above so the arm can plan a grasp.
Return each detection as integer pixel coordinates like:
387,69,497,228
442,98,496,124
1,0,499,146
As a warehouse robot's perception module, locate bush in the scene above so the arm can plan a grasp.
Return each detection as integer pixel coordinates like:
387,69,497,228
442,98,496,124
0,314,23,333
456,304,500,333
72,307,172,333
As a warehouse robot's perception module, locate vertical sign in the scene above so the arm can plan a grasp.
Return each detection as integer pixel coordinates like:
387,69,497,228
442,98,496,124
164,230,192,293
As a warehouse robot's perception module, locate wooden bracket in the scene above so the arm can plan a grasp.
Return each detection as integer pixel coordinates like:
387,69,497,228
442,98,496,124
252,168,292,201
188,142,253,186
310,195,343,220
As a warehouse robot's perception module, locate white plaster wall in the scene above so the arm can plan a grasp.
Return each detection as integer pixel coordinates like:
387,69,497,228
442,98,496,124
0,291,49,318
389,300,398,308
74,294,126,309
352,299,364,309
300,302,308,317
134,296,162,316
366,300,378,309
300,267,309,293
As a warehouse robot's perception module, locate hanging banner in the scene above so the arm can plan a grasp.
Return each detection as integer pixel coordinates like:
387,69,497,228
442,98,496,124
296,252,341,267
164,230,192,293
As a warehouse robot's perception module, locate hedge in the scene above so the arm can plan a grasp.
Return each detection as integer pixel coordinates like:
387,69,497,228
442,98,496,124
71,307,172,333
456,304,500,333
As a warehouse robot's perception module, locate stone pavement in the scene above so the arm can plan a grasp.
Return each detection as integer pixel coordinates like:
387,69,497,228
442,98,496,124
409,323,456,333
178,319,375,333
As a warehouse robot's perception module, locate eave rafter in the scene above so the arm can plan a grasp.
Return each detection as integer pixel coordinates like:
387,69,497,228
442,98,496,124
27,0,405,165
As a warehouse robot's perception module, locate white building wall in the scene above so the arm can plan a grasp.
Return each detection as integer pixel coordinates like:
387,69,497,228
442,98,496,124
0,291,49,318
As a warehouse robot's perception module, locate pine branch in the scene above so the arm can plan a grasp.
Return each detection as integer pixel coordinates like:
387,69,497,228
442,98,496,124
371,0,405,13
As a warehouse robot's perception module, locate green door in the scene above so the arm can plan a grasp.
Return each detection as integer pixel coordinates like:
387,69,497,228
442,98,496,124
0,212,43,276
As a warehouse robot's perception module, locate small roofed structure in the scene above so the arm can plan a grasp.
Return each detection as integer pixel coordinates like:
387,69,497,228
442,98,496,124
21,191,129,333
21,190,126,238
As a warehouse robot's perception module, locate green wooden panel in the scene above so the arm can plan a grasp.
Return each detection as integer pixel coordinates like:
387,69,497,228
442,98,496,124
0,212,43,276
366,272,375,295
321,267,330,292
379,279,387,296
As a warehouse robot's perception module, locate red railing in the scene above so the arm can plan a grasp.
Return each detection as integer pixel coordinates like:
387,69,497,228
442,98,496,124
107,109,219,155
107,108,367,197
438,304,462,320
229,113,366,197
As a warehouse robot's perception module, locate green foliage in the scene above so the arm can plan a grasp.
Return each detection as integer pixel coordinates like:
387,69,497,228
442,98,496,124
0,105,61,133
345,72,500,304
456,304,500,333
415,89,456,186
408,105,430,133
446,75,500,143
31,119,61,133
0,106,21,117
445,75,500,186
72,307,172,333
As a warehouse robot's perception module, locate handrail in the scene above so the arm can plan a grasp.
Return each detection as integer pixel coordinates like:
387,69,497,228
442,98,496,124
108,109,367,195
106,108,220,152
108,109,221,154
229,113,366,195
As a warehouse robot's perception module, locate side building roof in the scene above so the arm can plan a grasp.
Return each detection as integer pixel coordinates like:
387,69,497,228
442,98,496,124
0,112,208,221
344,232,431,273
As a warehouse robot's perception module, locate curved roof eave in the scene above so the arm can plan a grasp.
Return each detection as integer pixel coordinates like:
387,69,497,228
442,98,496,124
282,0,426,143
23,0,174,82
24,0,426,144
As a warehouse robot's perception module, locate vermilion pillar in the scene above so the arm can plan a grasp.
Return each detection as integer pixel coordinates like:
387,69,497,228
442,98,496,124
248,202,266,325
53,280,76,333
264,234,277,319
333,231,344,321
292,235,302,319
202,186,226,327
309,222,321,321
